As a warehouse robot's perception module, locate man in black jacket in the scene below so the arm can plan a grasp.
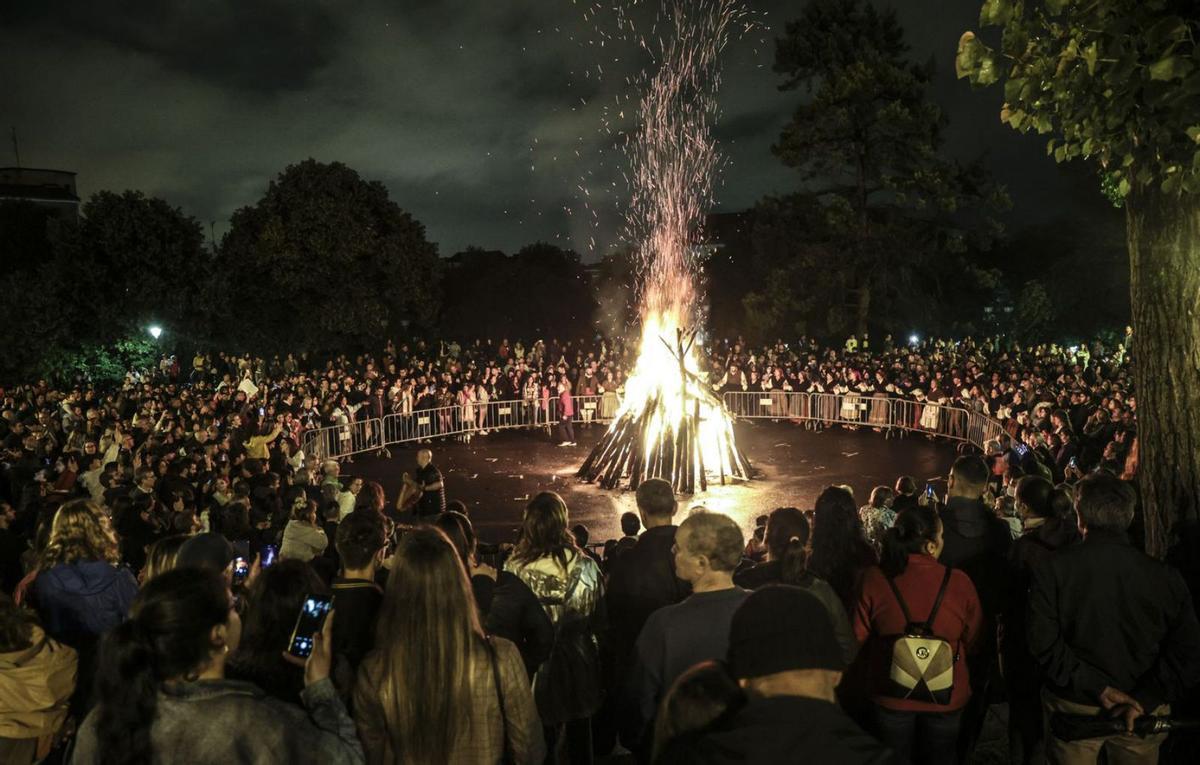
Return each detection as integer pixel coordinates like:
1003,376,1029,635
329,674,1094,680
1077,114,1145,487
937,454,1012,760
1029,473,1200,763
603,478,690,748
664,586,894,764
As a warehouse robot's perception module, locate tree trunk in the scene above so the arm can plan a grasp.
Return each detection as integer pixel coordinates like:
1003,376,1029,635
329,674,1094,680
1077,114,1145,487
1125,188,1200,557
855,281,871,338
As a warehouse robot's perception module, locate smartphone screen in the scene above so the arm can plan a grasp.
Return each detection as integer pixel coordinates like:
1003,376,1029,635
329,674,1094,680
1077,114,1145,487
287,595,332,658
231,556,249,585
924,484,936,499
1068,456,1077,469
260,544,277,569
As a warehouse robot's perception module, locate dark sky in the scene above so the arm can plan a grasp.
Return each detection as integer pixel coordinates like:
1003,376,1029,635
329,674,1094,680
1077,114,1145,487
2,0,1119,257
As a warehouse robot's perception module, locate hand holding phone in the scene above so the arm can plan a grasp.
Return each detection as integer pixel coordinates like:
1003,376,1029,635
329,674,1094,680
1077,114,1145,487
231,556,250,586
260,544,277,569
285,595,332,660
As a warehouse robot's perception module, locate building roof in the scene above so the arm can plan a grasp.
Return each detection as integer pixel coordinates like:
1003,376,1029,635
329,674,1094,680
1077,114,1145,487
0,184,80,203
0,167,78,176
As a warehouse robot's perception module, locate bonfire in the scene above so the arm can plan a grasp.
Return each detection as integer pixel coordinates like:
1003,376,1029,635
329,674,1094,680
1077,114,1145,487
577,0,751,493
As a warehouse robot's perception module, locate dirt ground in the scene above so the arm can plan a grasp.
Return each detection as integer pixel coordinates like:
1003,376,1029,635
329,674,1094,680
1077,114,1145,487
347,419,960,544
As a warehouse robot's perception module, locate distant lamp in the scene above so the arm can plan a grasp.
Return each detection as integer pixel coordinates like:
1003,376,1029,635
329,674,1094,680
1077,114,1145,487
148,325,163,340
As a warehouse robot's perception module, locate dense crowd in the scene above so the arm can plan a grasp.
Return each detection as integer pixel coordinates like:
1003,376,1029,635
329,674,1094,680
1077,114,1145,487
4,330,1195,765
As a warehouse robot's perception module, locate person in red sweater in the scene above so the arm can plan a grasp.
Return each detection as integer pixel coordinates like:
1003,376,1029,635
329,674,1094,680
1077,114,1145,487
852,505,982,765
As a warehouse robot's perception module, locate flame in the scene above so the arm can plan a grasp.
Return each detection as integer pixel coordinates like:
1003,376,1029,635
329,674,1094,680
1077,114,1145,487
616,311,744,483
579,1,752,490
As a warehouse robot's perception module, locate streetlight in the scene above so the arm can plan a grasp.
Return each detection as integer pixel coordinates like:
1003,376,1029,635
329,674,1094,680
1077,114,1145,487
148,325,163,340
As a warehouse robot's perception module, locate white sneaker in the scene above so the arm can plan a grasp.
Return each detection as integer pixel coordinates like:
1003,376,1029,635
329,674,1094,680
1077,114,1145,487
558,441,571,447
568,441,577,446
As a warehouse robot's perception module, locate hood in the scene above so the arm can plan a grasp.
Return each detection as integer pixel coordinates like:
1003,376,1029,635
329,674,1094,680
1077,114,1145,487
41,560,127,596
1034,516,1080,550
0,625,48,667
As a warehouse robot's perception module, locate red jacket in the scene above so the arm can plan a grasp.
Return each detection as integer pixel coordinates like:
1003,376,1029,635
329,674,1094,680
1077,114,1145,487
852,555,982,712
559,390,574,417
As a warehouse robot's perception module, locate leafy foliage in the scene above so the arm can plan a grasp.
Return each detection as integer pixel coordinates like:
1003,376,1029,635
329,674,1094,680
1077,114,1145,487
218,159,441,353
741,0,1007,341
440,243,597,340
0,194,209,382
956,0,1200,201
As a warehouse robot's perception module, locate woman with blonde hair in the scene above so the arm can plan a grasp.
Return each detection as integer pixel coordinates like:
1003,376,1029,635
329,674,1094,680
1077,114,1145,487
505,492,604,764
31,500,138,651
354,527,543,764
28,500,138,714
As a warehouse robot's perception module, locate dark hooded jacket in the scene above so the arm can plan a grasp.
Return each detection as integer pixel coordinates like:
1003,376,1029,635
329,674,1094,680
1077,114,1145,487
938,497,1012,626
30,561,138,649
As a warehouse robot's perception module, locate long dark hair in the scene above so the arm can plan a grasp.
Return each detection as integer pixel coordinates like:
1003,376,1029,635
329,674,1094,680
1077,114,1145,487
765,507,810,585
808,486,876,608
880,506,942,577
235,560,327,662
95,567,231,764
510,491,578,570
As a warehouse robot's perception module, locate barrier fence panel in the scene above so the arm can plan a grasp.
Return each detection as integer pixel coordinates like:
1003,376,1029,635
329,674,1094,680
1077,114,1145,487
722,391,997,450
299,391,1003,462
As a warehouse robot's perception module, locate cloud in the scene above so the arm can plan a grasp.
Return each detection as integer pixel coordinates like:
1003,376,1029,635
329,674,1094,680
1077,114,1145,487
3,0,1114,259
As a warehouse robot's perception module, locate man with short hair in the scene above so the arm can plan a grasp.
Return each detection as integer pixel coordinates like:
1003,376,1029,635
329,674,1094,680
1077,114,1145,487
632,509,748,734
938,454,1012,760
606,480,690,659
332,510,387,674
668,586,892,763
414,448,445,518
1029,473,1200,763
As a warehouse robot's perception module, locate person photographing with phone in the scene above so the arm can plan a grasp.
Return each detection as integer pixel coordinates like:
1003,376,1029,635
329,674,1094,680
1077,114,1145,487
69,567,363,764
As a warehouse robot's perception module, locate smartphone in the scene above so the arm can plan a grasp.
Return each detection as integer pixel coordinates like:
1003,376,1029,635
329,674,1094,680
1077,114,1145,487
259,406,266,417
1014,443,1030,457
1068,456,1078,469
231,556,249,586
286,595,333,658
924,484,936,500
260,544,278,569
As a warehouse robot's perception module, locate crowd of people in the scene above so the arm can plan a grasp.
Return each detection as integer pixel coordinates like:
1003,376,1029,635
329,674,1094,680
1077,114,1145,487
2,329,1196,765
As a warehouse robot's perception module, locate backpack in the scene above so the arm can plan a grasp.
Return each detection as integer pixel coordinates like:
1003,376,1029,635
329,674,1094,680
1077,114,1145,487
883,568,956,705
532,562,603,724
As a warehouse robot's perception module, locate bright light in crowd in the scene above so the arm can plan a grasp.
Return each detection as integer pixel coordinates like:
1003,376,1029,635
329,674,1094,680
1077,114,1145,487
148,325,163,340
909,334,919,346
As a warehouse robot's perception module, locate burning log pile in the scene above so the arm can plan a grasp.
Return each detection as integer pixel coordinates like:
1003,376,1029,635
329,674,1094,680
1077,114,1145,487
578,1,754,494
577,328,750,493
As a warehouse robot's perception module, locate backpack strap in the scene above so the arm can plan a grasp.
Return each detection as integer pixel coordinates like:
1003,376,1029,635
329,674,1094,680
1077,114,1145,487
885,576,916,628
924,567,953,633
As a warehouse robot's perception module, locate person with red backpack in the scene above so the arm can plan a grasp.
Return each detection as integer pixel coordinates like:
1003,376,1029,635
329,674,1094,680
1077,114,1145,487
852,505,983,765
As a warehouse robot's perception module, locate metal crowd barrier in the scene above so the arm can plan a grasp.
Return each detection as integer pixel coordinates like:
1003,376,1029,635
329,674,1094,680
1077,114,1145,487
301,394,621,461
720,390,1002,450
301,389,1004,462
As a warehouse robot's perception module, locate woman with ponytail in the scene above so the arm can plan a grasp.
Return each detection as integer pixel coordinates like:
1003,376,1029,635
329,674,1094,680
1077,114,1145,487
70,567,363,764
850,506,982,765
732,508,856,663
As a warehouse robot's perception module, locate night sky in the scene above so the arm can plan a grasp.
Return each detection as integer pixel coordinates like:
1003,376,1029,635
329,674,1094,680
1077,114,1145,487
3,1,1120,257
